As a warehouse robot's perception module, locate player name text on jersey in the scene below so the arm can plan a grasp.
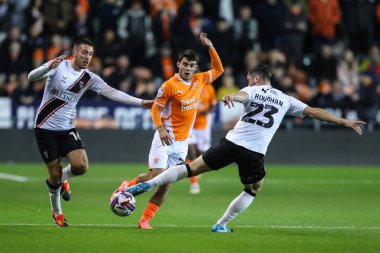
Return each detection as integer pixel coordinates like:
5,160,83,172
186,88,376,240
254,94,284,107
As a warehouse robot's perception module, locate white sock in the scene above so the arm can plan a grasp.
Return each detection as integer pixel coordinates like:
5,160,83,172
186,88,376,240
148,165,189,188
46,181,62,215
216,191,255,227
61,165,76,181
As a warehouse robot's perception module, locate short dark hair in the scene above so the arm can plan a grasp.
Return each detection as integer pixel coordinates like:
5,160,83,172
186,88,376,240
247,64,272,81
73,38,94,49
178,49,199,63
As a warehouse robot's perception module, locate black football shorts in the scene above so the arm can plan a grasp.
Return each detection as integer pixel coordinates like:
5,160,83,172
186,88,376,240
202,138,266,184
35,128,85,163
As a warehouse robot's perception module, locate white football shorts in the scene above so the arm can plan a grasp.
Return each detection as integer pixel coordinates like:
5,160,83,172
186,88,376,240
149,130,188,169
188,128,211,153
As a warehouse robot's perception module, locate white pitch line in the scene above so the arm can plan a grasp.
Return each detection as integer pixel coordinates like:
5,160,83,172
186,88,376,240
6,177,380,185
0,223,379,230
0,173,28,182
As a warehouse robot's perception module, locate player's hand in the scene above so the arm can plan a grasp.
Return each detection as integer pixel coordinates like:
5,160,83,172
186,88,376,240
48,55,67,69
158,126,173,145
343,119,366,135
199,33,213,49
142,100,153,109
221,95,234,109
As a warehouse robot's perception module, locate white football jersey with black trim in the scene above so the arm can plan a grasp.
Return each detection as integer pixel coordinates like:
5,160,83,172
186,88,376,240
34,60,108,130
226,84,308,155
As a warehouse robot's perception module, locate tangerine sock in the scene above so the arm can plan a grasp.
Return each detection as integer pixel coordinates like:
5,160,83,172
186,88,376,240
140,202,159,221
126,178,137,187
189,176,198,184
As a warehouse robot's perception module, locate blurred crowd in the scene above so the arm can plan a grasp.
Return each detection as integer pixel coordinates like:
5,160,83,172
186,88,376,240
1,0,380,130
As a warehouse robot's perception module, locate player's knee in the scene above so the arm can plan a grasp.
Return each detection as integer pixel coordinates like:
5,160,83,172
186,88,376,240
252,181,264,193
71,162,88,175
48,169,62,184
149,169,164,178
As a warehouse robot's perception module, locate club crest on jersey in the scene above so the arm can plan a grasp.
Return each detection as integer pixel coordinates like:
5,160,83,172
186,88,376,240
61,76,68,83
154,158,159,164
157,88,164,98
192,83,198,90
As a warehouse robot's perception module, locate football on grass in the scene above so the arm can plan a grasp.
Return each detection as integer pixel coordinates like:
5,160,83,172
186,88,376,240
110,191,136,216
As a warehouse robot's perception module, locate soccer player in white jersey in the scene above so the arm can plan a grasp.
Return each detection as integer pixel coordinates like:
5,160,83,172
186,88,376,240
28,38,153,227
123,64,366,232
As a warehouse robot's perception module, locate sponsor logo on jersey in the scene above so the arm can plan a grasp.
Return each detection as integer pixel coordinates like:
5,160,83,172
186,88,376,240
50,87,81,103
180,97,198,111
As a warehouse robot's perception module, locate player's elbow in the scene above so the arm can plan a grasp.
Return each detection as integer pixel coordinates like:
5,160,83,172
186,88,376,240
150,105,162,118
214,67,224,80
304,106,321,119
217,66,224,76
27,72,37,81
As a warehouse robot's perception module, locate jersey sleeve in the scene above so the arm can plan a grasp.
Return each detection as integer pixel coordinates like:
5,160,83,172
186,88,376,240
154,81,173,108
208,48,224,82
90,73,142,106
27,61,58,81
88,73,107,94
197,48,224,85
240,86,252,104
287,96,308,117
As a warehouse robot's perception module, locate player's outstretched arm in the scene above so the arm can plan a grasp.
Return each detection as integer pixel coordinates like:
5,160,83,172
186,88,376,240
304,106,366,135
221,91,249,109
28,55,67,81
199,33,224,81
99,85,153,108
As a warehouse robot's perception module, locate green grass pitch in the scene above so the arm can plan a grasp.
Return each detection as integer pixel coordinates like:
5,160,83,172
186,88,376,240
0,163,379,253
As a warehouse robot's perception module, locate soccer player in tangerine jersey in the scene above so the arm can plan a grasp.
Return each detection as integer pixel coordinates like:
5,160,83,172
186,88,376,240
187,83,217,194
28,38,153,227
115,33,224,229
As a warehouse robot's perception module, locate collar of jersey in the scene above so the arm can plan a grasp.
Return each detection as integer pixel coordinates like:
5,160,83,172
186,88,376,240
176,73,191,85
67,60,85,74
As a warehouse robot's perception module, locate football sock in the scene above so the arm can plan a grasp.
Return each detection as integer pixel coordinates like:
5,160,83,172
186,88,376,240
46,179,62,215
141,202,159,221
148,165,188,188
61,165,78,181
189,176,198,184
127,178,137,187
216,190,256,227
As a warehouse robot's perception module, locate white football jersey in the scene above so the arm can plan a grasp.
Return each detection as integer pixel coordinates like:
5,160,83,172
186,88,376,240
33,60,108,130
226,84,308,155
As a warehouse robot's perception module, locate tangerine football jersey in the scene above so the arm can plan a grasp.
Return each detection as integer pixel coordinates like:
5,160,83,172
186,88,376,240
193,83,217,130
152,48,223,141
